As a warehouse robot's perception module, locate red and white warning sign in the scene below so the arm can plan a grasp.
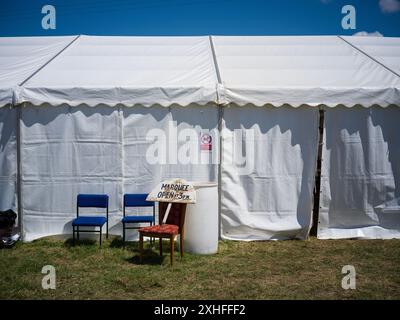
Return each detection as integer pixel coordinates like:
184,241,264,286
200,133,212,151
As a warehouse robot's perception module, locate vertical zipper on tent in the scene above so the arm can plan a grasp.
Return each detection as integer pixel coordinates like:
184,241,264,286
310,106,325,237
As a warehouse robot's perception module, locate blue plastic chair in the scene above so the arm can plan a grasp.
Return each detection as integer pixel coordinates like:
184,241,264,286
122,194,155,244
72,194,109,245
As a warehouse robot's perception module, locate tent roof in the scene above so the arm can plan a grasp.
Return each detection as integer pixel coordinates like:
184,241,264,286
213,35,400,107
343,36,400,75
0,35,399,108
16,35,219,107
0,36,76,106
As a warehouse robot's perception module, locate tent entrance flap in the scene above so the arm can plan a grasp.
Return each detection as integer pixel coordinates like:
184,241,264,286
318,106,400,239
220,105,319,240
310,107,325,236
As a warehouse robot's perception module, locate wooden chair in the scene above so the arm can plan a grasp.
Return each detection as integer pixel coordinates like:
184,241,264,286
139,202,187,265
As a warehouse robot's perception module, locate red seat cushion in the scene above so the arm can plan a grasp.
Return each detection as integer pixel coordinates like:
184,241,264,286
139,224,179,236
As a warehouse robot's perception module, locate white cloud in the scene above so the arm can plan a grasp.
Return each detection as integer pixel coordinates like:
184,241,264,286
353,31,384,37
379,0,400,13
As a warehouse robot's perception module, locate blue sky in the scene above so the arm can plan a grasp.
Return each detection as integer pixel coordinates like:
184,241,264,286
0,0,399,37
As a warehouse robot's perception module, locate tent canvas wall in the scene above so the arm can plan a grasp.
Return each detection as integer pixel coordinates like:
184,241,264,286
20,104,218,241
0,36,78,215
0,35,399,241
213,36,400,240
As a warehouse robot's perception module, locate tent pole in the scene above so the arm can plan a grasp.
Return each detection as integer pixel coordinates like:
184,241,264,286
16,103,23,239
217,104,223,240
209,35,224,240
119,106,125,233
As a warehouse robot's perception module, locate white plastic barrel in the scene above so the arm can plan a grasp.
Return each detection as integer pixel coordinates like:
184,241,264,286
183,182,218,254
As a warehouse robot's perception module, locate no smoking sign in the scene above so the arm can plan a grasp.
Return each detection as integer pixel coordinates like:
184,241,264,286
200,133,212,151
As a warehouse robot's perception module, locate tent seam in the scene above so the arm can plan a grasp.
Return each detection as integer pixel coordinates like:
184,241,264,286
19,35,81,87
208,36,222,85
208,36,225,106
337,35,400,80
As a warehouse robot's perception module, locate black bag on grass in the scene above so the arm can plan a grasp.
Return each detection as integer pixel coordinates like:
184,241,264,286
0,210,19,248
0,209,17,229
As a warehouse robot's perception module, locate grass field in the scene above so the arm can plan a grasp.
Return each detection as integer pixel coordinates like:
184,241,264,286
0,236,399,300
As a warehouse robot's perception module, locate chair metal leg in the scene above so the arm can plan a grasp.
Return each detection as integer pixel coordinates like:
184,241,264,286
122,223,125,246
139,233,143,263
77,226,79,241
106,221,108,239
99,227,102,246
72,226,75,246
170,235,174,265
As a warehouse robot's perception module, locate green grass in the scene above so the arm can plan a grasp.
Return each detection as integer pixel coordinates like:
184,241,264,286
0,236,399,299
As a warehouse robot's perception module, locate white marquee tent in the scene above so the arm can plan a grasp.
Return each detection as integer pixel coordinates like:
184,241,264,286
0,35,399,241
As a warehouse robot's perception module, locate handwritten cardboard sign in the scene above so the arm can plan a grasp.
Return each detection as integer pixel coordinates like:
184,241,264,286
146,178,196,204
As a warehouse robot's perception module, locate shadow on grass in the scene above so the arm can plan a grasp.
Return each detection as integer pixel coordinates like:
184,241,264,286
126,250,166,265
109,237,160,250
106,237,166,265
63,238,98,247
110,237,126,249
